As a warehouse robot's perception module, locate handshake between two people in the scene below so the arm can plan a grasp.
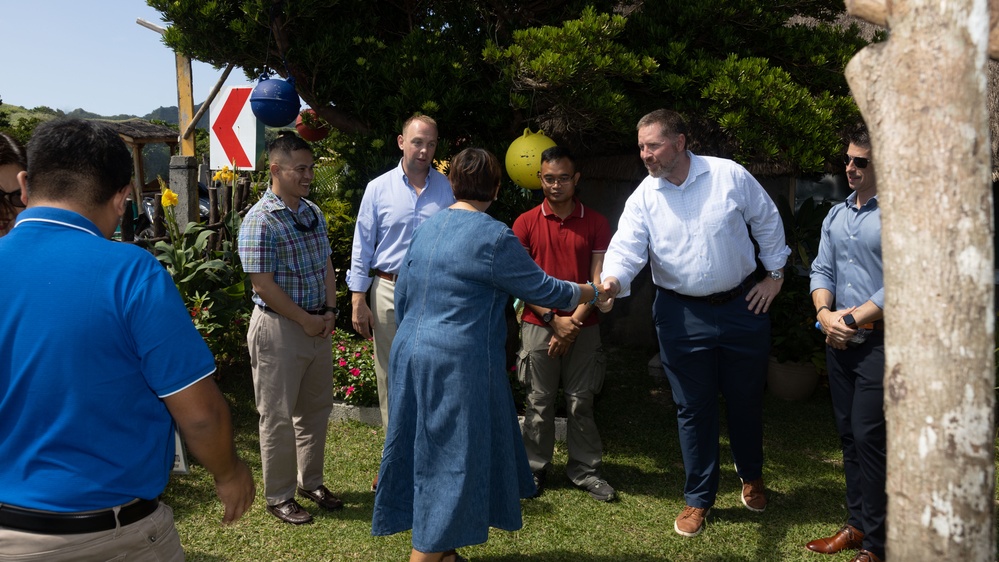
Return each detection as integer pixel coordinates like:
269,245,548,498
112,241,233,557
594,277,622,314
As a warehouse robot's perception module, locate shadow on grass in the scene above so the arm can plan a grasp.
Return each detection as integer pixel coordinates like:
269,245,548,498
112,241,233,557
168,345,868,561
478,554,752,562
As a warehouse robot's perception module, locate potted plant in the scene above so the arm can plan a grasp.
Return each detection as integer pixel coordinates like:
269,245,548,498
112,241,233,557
767,195,831,400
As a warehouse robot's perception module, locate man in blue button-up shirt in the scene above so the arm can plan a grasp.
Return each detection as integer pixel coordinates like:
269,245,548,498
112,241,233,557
346,115,455,491
807,124,886,562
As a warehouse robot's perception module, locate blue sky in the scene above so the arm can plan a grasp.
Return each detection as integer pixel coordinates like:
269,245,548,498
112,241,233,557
2,1,250,116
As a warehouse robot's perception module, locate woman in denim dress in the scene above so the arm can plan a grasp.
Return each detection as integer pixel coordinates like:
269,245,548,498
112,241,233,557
371,148,602,562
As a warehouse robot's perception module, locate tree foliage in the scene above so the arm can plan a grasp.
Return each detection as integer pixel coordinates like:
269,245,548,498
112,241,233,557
148,0,871,183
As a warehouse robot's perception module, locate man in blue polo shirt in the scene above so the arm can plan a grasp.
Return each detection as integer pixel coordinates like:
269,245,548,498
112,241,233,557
0,118,254,560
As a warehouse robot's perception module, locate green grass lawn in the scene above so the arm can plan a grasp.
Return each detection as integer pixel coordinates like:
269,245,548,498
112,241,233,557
167,345,999,561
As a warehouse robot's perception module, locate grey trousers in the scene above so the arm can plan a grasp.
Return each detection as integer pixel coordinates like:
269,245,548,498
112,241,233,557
248,307,334,505
518,322,606,486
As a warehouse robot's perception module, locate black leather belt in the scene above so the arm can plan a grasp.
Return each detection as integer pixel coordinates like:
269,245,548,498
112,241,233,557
256,303,326,316
660,275,756,305
0,498,159,535
373,270,398,282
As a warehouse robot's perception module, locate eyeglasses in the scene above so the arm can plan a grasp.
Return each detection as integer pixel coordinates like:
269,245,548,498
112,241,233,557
539,174,574,186
843,155,870,169
1,188,25,208
291,204,320,232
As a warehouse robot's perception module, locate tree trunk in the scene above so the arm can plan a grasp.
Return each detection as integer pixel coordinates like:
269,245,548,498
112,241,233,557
845,1,996,559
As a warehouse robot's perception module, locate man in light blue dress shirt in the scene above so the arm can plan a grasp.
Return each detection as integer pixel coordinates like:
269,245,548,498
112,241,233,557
806,124,885,562
601,109,790,538
347,115,456,491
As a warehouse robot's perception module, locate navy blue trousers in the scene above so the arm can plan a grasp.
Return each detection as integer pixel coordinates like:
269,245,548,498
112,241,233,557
827,333,886,559
653,287,770,508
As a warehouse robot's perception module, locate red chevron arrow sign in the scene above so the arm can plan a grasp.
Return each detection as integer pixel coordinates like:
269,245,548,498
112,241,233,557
209,86,256,170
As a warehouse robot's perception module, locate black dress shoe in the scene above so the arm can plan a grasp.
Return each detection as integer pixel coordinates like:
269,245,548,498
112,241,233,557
297,485,344,511
530,470,547,499
267,499,313,524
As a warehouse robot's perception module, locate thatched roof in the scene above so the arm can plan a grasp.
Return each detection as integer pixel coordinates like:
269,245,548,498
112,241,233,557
100,119,178,146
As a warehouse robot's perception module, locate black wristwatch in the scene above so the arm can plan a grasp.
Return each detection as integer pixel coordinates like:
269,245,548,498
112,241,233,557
842,313,857,328
325,306,339,316
542,309,557,324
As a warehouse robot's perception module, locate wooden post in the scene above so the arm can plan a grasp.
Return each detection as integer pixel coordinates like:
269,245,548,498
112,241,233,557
169,155,199,231
176,54,196,157
845,0,996,559
130,143,144,207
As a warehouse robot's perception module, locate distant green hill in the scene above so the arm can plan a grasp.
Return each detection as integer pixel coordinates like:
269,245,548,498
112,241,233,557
0,102,210,129
0,101,210,183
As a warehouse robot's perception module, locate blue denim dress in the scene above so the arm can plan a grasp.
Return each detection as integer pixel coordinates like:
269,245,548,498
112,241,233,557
371,209,579,552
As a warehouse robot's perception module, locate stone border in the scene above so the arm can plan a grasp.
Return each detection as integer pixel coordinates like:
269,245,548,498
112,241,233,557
330,401,382,426
330,402,567,442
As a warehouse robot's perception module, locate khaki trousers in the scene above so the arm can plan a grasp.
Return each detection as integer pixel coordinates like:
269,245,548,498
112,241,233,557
370,276,397,428
0,503,182,561
248,307,334,505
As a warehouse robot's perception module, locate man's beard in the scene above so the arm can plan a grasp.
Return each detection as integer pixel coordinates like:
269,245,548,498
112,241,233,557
646,154,678,179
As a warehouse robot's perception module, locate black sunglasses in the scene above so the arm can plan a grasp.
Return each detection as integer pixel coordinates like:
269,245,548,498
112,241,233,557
843,155,870,169
2,188,25,208
291,204,320,232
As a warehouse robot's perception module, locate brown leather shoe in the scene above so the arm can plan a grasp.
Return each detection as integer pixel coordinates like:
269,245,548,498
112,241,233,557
297,485,344,511
674,505,710,537
851,549,883,562
267,499,313,524
805,524,864,554
741,478,767,512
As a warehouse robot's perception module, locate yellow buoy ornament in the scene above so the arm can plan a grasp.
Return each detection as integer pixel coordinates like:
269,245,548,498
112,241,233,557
505,128,556,190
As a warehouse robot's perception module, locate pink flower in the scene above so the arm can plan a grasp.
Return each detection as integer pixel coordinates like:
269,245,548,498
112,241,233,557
345,386,355,396
350,368,360,377
509,365,517,372
337,345,346,352
338,359,347,367
354,352,361,358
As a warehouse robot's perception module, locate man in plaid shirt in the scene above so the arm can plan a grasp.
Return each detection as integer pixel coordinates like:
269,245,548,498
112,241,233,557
238,132,341,525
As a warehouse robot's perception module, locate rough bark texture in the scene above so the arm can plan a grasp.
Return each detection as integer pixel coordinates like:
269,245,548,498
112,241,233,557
845,0,996,559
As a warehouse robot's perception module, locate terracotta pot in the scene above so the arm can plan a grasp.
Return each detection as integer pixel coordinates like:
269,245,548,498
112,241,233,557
767,356,819,401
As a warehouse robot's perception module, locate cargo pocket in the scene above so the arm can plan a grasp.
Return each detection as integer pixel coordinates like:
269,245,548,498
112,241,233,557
516,347,531,387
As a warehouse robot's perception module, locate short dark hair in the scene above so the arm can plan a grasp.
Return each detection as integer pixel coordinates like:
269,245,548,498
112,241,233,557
26,119,132,207
0,133,26,169
637,109,689,139
268,131,312,161
846,122,871,150
448,148,501,202
540,145,576,169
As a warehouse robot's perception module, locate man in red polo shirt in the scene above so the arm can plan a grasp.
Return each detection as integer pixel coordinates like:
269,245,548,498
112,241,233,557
513,146,615,502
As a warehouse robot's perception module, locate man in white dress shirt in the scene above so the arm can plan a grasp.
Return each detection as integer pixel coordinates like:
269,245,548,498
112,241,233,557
600,109,789,538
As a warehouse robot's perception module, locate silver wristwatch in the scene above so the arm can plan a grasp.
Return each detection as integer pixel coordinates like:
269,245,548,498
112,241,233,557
768,269,784,281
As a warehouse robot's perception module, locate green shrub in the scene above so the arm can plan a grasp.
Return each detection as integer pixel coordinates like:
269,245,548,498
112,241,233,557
154,185,251,378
